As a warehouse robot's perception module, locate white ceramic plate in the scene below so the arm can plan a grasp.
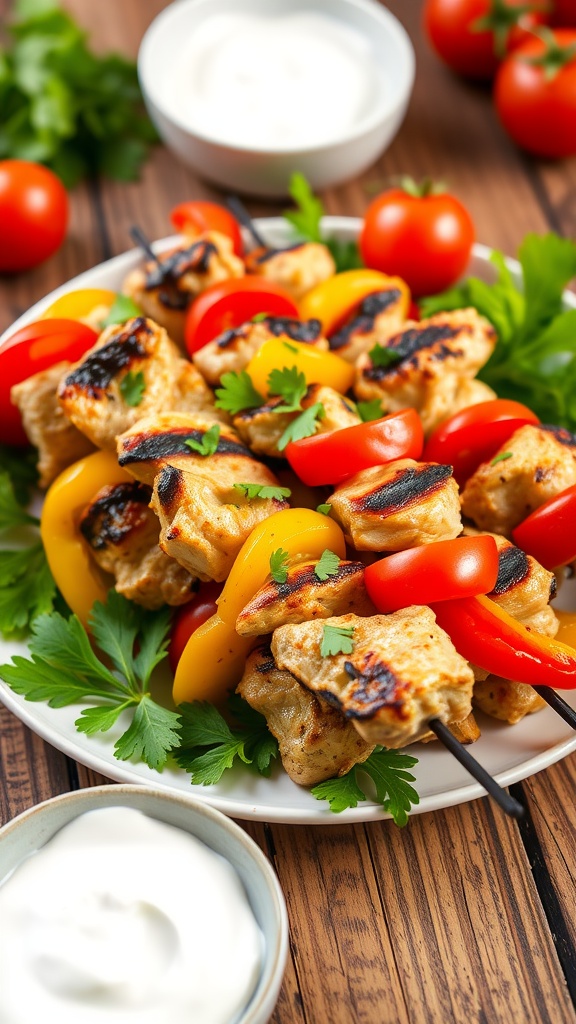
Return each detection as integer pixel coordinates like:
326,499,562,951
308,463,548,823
1,217,575,824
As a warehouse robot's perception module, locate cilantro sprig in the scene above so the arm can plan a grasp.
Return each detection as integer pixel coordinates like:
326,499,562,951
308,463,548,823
119,370,146,407
0,591,180,771
215,370,264,415
277,402,325,451
320,623,355,657
267,366,307,412
175,698,278,784
311,747,419,826
314,549,341,581
185,424,220,457
233,483,291,502
270,548,290,584
102,294,142,329
284,173,363,272
357,399,384,422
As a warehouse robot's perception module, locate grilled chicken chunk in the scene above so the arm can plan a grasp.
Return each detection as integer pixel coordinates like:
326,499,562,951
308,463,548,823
233,384,360,459
460,424,576,536
472,678,545,724
123,232,244,346
328,459,461,551
238,642,374,786
328,285,408,364
271,608,474,748
236,559,375,636
193,316,328,387
79,481,196,609
58,317,218,452
354,309,497,435
11,362,95,488
245,242,335,301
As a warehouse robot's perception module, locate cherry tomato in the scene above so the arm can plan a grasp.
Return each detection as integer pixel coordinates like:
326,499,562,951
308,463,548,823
42,288,117,321
169,582,223,674
424,0,549,81
170,201,244,257
494,29,576,158
0,318,98,445
286,409,424,487
512,484,576,570
360,183,475,297
364,536,499,612
0,160,68,273
185,278,299,355
551,0,576,27
423,399,539,486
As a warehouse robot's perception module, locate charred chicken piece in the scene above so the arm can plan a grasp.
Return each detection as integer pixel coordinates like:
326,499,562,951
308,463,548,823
193,315,328,387
328,286,408,364
244,242,335,301
11,362,95,488
354,308,496,435
79,481,196,609
460,423,576,536
233,384,360,459
58,317,218,452
328,459,461,551
236,559,375,636
238,641,374,786
271,609,474,749
123,232,244,346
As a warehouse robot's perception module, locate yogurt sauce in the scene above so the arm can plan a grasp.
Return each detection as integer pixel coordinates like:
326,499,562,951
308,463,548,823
0,807,263,1024
164,11,384,150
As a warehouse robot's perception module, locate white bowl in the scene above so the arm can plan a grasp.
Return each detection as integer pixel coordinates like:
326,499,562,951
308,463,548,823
0,785,289,1024
138,0,415,196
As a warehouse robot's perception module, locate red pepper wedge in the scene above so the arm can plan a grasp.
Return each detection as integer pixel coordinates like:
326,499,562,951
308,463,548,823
512,483,576,570
431,594,576,690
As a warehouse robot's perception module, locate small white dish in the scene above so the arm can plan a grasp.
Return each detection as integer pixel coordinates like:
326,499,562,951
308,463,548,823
0,785,289,1024
138,0,415,196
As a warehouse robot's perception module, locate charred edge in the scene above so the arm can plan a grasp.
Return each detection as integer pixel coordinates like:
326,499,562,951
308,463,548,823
541,424,576,448
245,562,364,613
342,658,403,719
329,289,402,350
216,316,322,350
363,324,461,379
80,482,152,550
145,241,218,289
62,318,150,396
491,545,530,596
119,429,256,464
254,643,277,674
550,575,557,600
251,242,304,264
357,464,453,516
156,465,183,508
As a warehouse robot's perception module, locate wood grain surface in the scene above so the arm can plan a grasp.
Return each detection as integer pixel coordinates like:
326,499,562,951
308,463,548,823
1,2,575,1022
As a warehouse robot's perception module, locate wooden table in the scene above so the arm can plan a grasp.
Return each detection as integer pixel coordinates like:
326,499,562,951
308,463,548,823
1,2,575,1021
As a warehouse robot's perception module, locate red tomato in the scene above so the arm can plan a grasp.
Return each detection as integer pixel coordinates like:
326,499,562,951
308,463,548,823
185,279,299,355
360,185,475,297
423,399,539,486
551,0,576,27
364,536,499,612
169,583,223,674
424,0,549,80
0,319,98,446
494,29,576,158
0,161,68,273
170,200,244,257
285,409,424,487
512,484,576,569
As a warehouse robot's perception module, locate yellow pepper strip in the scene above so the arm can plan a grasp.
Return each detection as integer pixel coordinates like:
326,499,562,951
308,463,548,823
245,337,354,397
298,269,410,336
41,451,133,627
173,508,346,705
42,288,116,323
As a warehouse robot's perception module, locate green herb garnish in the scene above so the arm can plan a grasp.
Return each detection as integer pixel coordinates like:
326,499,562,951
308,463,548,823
185,424,220,457
215,371,264,415
277,402,325,452
0,469,57,638
316,503,332,516
368,344,403,369
284,172,363,272
102,294,143,328
119,370,146,407
314,549,341,581
175,698,278,784
269,548,290,584
233,483,291,502
357,399,384,422
267,365,307,413
311,747,419,826
320,623,355,657
491,451,513,465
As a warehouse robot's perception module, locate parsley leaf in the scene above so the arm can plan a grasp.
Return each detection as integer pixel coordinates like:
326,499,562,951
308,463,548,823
270,548,290,584
316,503,332,516
357,399,384,422
0,445,38,504
283,172,363,272
185,424,220,457
369,344,403,369
320,623,355,657
491,451,513,465
0,470,57,638
314,549,341,581
277,401,325,452
214,370,264,415
0,592,180,771
119,370,146,407
267,365,307,412
101,294,142,328
0,470,38,531
233,483,291,502
175,699,278,784
311,747,419,826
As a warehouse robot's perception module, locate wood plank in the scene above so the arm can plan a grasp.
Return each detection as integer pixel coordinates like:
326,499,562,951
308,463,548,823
0,705,70,825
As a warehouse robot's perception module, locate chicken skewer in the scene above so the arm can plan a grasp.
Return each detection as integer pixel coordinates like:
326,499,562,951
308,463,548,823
427,719,524,818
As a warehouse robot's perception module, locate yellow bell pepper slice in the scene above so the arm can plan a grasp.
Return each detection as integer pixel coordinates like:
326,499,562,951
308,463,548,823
246,338,354,397
173,508,346,705
299,269,410,336
41,451,133,627
42,288,117,323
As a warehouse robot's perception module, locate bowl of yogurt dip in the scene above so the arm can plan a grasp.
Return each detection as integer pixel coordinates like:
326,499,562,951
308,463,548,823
0,785,288,1024
138,0,415,195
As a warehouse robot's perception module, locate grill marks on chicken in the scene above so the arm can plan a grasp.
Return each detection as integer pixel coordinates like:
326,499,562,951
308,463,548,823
244,242,335,301
460,423,576,536
328,288,407,363
79,481,196,609
328,459,461,551
354,309,497,435
233,384,360,458
238,642,374,786
193,316,327,386
271,608,474,748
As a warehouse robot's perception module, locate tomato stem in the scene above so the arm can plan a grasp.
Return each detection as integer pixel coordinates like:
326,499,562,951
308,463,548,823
398,176,447,198
472,0,550,58
522,26,576,80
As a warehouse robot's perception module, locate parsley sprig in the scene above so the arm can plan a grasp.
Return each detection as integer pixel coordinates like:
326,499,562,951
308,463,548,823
314,549,341,581
119,370,146,407
284,173,363,272
215,370,264,415
175,698,278,784
270,548,290,584
277,401,325,451
320,623,355,657
357,399,384,422
267,366,307,412
233,483,291,502
185,424,220,457
311,747,419,826
102,294,142,329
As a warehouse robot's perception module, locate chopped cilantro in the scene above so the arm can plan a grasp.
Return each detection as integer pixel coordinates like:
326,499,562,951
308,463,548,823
491,451,513,466
314,549,341,581
267,365,307,413
119,370,146,407
185,424,220,457
269,548,290,584
102,294,142,328
215,370,264,415
316,503,332,516
233,483,291,502
277,402,325,452
357,399,384,422
369,344,402,369
320,623,355,657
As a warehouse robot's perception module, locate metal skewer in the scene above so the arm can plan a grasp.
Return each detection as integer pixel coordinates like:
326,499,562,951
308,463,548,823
533,686,576,730
428,718,525,819
225,195,268,249
129,225,168,278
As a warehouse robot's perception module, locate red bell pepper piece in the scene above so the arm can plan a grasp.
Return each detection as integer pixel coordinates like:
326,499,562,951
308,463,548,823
512,483,576,570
